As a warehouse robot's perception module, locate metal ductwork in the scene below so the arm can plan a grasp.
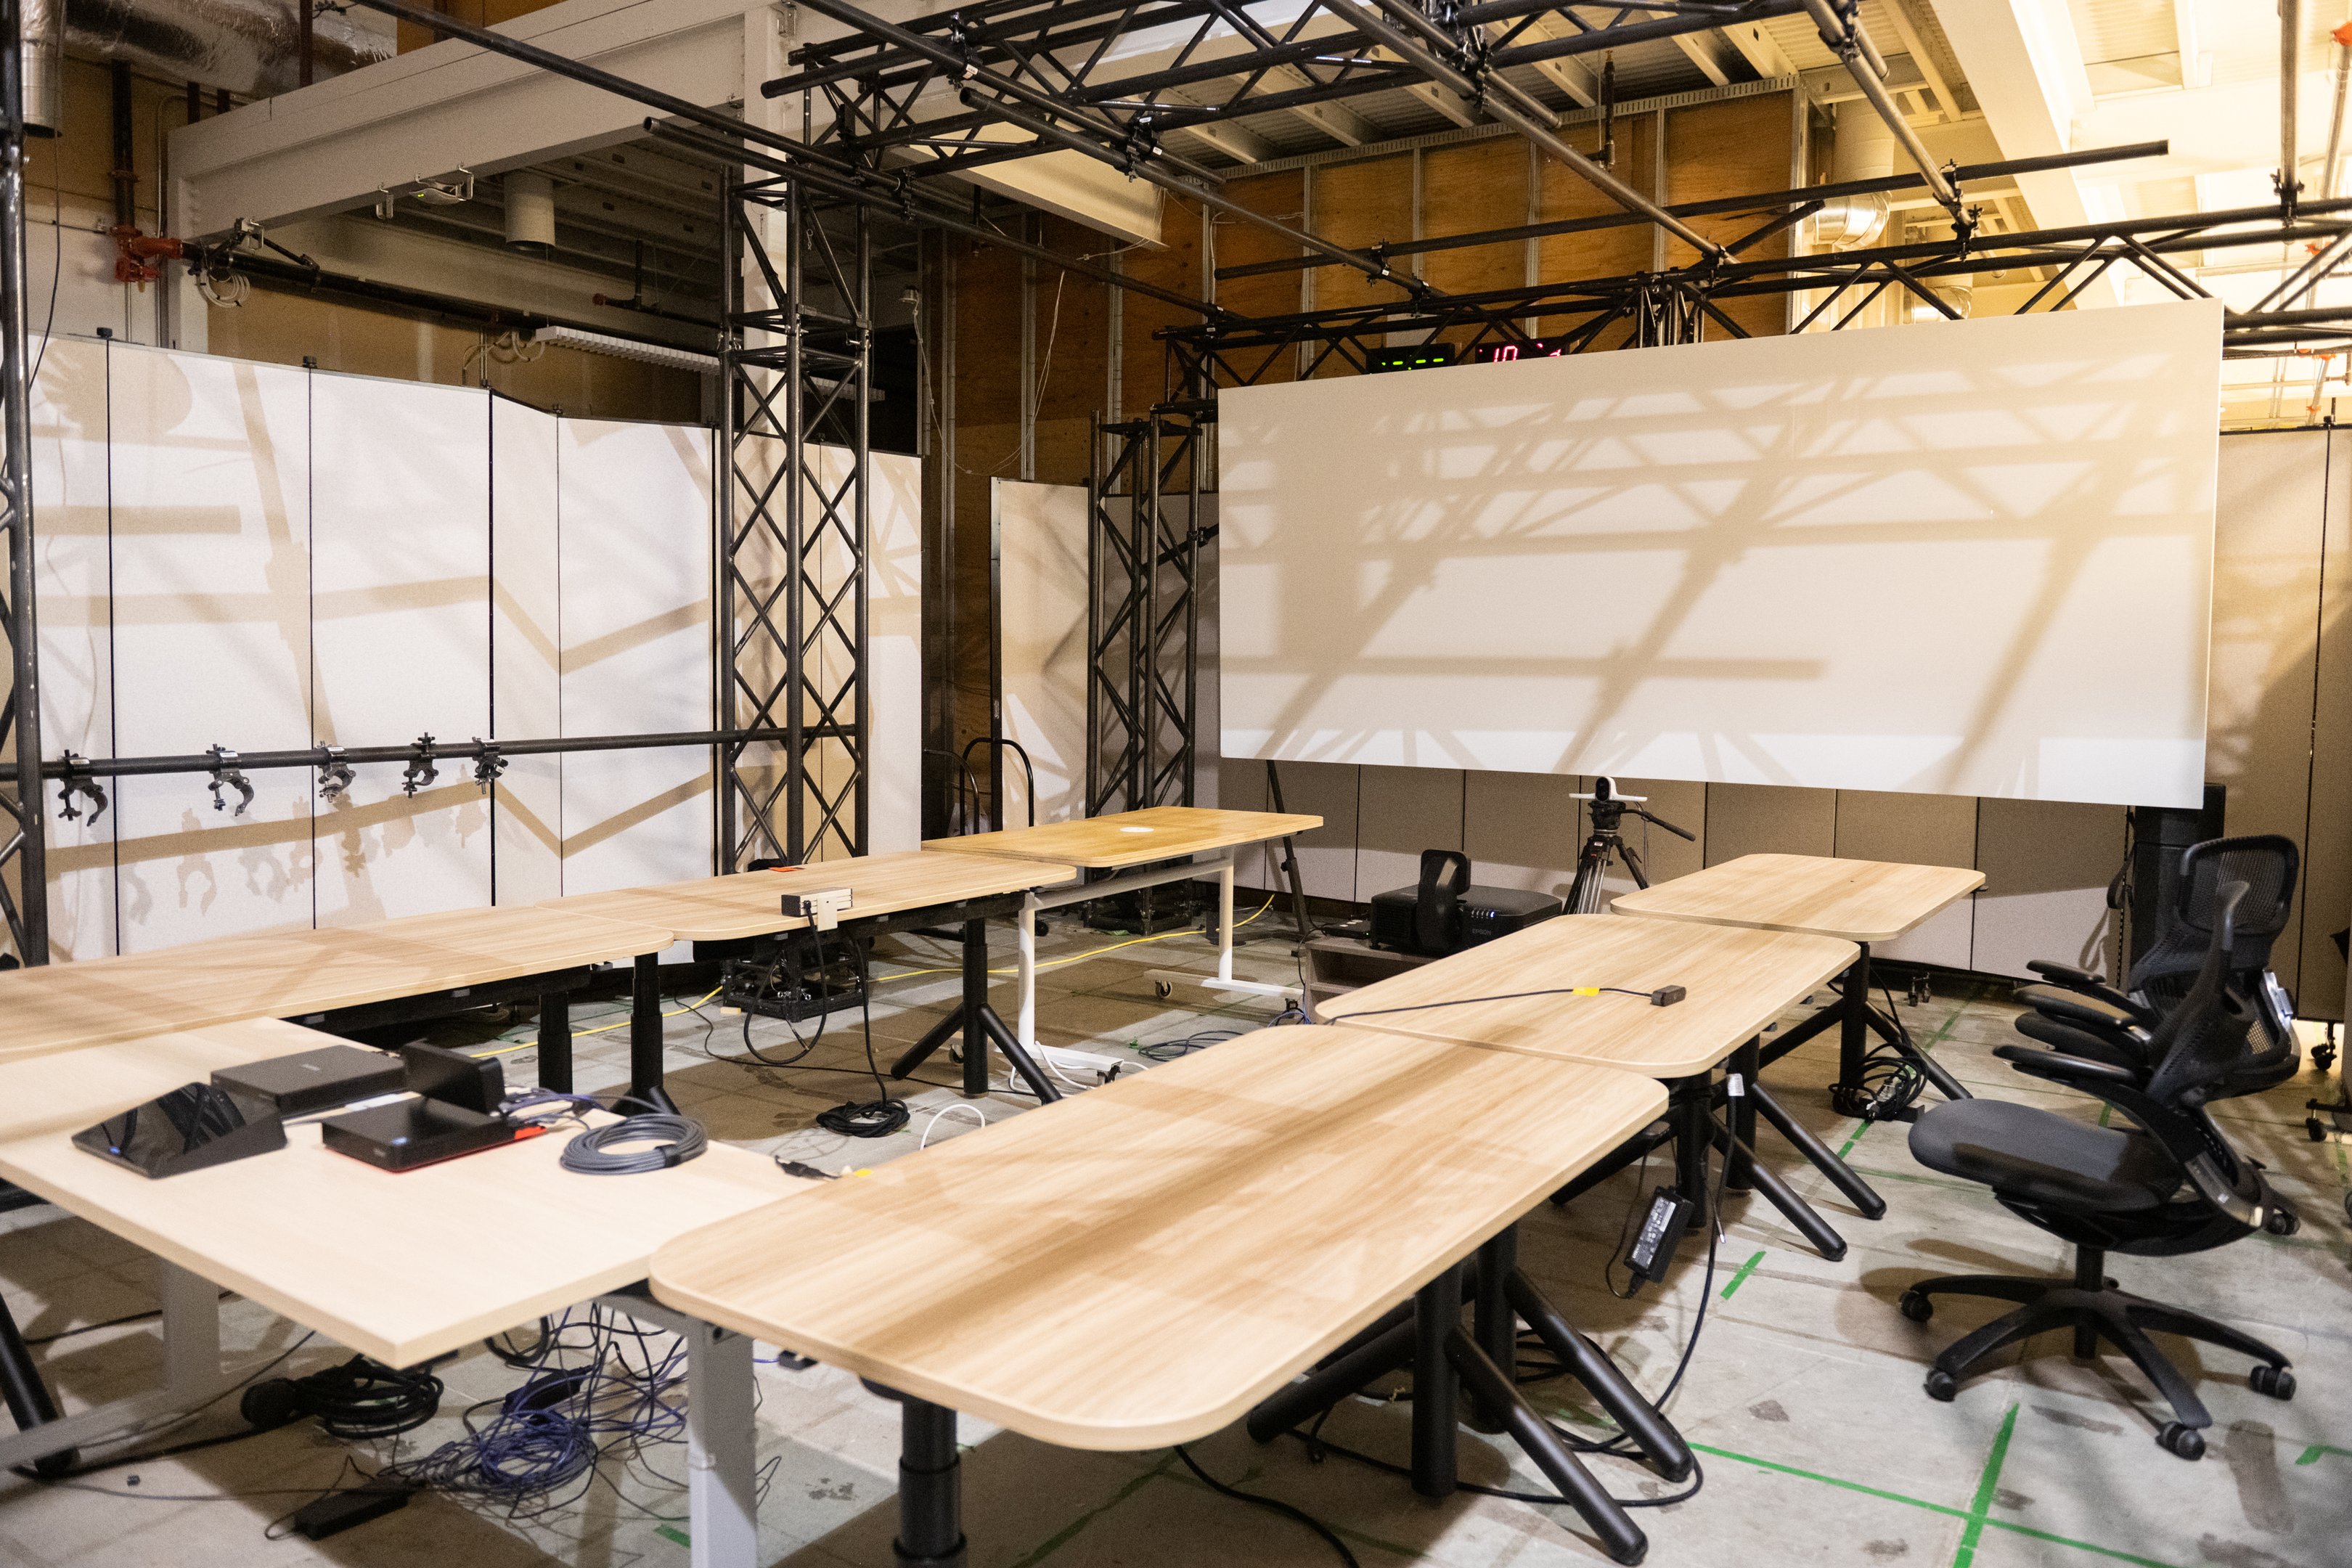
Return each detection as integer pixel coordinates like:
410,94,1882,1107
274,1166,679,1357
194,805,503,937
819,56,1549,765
62,0,393,100
23,0,63,134
1810,105,1892,250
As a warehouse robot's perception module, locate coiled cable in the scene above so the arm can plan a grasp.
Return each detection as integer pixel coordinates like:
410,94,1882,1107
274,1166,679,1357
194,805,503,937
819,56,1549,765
558,1113,707,1175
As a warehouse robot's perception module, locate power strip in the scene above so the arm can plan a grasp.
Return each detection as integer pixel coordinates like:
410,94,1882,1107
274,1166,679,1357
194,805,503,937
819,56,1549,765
1037,1045,1125,1085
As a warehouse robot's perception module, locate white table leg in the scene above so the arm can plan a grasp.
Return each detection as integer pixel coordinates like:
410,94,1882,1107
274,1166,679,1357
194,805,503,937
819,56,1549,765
1018,889,1041,1051
686,1320,759,1568
1217,860,1236,983
158,1261,221,1398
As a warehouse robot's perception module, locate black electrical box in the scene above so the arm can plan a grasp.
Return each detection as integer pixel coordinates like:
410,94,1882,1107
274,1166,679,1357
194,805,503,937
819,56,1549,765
1368,849,1563,957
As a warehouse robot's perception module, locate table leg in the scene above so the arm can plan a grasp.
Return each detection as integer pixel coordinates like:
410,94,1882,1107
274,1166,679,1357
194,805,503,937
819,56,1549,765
1016,892,1040,1053
895,1397,965,1568
1216,859,1236,983
1673,1074,1712,1233
629,953,677,1113
1469,1228,1516,1433
961,918,990,1098
537,989,572,1093
1410,1265,1461,1498
1724,1040,1760,1195
0,1294,64,1467
159,1262,220,1398
685,1322,759,1568
1837,943,1873,1092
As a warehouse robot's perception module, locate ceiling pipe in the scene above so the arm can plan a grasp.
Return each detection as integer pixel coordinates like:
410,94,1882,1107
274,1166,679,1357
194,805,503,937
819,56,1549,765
62,0,390,99
1346,0,1724,261
2283,0,2306,213
2325,23,2351,200
1800,0,1964,226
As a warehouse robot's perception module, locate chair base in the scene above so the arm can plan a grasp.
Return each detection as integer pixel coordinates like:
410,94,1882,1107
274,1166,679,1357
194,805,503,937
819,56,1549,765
1902,1246,2292,1458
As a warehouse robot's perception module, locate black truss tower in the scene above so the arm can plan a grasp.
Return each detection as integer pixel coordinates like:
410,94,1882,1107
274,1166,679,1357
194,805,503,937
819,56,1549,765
717,167,872,867
0,0,40,966
1087,407,1207,817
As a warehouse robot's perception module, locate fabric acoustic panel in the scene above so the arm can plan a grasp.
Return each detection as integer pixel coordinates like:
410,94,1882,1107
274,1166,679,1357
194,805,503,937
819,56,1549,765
995,478,1089,826
1219,299,2223,808
867,450,925,854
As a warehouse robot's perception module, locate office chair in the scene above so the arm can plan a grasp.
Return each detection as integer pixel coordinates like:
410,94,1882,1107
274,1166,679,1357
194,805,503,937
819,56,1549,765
2011,835,2300,1097
1899,881,2300,1460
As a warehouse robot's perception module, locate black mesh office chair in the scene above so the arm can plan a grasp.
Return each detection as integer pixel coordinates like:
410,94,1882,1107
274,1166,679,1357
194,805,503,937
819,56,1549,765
1898,881,2301,1460
2012,835,2300,1097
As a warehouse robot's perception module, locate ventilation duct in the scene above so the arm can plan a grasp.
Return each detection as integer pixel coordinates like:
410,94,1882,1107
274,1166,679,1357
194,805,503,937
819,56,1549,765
61,0,393,101
1809,105,1892,251
503,171,555,250
23,0,62,135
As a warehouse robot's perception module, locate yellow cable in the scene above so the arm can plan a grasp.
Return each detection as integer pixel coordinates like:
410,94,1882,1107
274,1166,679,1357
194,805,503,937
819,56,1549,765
473,983,727,1056
873,897,1276,982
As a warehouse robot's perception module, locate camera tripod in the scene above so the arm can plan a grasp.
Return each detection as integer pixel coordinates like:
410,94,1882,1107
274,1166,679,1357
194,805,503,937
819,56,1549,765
1564,776,1696,913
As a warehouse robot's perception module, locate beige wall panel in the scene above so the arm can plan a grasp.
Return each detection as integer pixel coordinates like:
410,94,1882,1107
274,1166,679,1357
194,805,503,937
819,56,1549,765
2205,429,2324,997
30,337,117,960
107,346,314,953
1601,777,1707,900
1704,783,1837,864
311,374,492,926
2305,432,2352,1019
1834,789,1978,967
1267,759,1360,902
1973,799,2126,979
1358,764,1465,897
489,396,564,906
867,450,927,857
1465,770,1584,899
1218,756,1273,889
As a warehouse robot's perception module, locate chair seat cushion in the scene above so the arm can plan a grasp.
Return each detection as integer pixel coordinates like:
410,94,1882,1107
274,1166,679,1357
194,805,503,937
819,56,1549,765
1908,1098,2179,1213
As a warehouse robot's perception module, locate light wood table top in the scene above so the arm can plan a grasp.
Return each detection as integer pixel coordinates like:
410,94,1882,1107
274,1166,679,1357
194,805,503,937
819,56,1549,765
0,1018,785,1368
652,1024,1663,1450
0,905,674,1063
1318,915,1856,1079
922,806,1323,870
539,850,1079,943
1611,854,1985,944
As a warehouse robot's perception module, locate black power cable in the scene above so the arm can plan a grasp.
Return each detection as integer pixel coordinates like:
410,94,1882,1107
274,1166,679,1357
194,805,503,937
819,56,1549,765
1172,1445,1360,1568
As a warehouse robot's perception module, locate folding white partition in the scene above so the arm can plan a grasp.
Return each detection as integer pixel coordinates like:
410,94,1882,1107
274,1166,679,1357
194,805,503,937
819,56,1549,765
995,479,1087,826
489,396,565,906
557,417,714,896
106,346,314,953
867,450,925,853
311,375,493,925
31,338,117,960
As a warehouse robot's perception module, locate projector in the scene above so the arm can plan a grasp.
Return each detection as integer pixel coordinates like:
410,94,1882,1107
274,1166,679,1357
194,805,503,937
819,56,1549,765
1369,849,1562,957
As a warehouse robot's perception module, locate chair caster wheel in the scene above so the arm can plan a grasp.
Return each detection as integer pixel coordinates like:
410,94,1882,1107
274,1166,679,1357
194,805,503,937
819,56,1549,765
1924,1369,1958,1402
2157,1422,2205,1460
2250,1365,2295,1400
1153,979,1175,1000
1899,1290,1933,1323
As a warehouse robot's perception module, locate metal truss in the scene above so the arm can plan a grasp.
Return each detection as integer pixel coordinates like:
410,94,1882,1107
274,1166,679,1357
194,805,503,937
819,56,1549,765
1,0,39,966
717,171,871,867
1087,409,1209,817
1167,195,2352,382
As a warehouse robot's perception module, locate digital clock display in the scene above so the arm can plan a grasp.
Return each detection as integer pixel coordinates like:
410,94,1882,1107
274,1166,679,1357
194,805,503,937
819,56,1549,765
1469,337,1575,362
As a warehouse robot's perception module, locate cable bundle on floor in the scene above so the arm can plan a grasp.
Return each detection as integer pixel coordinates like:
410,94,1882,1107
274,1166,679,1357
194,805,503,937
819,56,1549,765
559,1113,707,1174
241,1355,443,1441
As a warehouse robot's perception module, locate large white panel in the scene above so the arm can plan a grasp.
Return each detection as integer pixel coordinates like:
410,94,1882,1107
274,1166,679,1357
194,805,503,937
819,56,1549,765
311,373,492,924
30,338,115,959
490,396,564,905
1220,301,2222,807
559,417,712,895
996,478,1088,827
107,346,313,952
868,450,925,854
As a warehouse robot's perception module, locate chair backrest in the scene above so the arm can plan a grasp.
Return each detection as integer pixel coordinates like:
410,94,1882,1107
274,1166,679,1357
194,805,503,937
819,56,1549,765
2143,881,2258,1106
2126,834,2298,1004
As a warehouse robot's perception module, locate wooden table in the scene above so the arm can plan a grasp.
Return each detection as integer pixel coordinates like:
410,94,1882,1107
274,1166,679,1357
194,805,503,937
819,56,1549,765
1320,913,1873,1261
653,1024,1667,1563
1612,853,1985,1101
546,850,1079,1106
0,1017,783,1567
0,905,674,1090
923,807,1323,1047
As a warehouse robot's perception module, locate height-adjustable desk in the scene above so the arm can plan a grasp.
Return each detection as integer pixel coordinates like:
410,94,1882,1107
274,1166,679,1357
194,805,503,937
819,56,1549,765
0,905,674,1088
653,1024,1673,1565
1612,853,1985,1103
543,850,1077,1103
1319,913,1873,1259
0,1016,784,1568
920,805,1323,1048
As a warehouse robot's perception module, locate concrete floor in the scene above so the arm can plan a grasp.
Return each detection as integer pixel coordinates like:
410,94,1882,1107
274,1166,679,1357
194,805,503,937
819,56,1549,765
1,907,2347,1567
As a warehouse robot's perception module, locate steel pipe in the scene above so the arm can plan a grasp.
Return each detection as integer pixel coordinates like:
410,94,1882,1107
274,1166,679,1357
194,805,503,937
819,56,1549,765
2285,0,2306,210
1802,0,1963,219
41,728,804,782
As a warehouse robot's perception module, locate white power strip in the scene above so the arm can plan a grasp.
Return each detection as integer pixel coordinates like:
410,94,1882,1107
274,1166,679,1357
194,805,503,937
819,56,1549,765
1036,1045,1126,1084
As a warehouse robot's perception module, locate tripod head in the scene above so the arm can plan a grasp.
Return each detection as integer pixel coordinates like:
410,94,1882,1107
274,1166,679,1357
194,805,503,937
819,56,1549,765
1572,775,1696,842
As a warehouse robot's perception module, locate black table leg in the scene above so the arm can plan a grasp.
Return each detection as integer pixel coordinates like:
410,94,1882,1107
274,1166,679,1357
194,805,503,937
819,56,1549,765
889,1009,961,1082
1505,1271,1690,1482
1672,1075,1712,1233
960,918,989,1098
1447,1326,1648,1564
1749,1081,1886,1219
1723,1040,1760,1194
1244,1310,1414,1442
1707,1116,1846,1260
1468,1228,1517,1433
537,988,571,1093
0,1298,70,1476
1410,1265,1460,1498
894,1396,965,1568
628,952,677,1113
1837,943,1873,1093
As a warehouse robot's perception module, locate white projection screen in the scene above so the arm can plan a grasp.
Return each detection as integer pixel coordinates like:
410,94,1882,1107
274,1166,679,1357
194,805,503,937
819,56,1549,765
1219,299,2221,807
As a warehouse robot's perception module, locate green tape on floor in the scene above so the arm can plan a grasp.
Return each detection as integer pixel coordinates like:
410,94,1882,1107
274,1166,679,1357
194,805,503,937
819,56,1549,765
656,1523,690,1548
1834,1010,1962,1160
1009,1455,1175,1568
1952,1402,2018,1568
2296,1442,2352,1466
1720,1249,1766,1300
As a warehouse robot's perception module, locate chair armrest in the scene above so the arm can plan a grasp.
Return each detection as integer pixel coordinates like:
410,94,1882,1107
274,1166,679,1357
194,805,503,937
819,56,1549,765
1993,1042,2142,1089
2020,963,2158,1026
2014,1011,2146,1072
2015,985,2156,1038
